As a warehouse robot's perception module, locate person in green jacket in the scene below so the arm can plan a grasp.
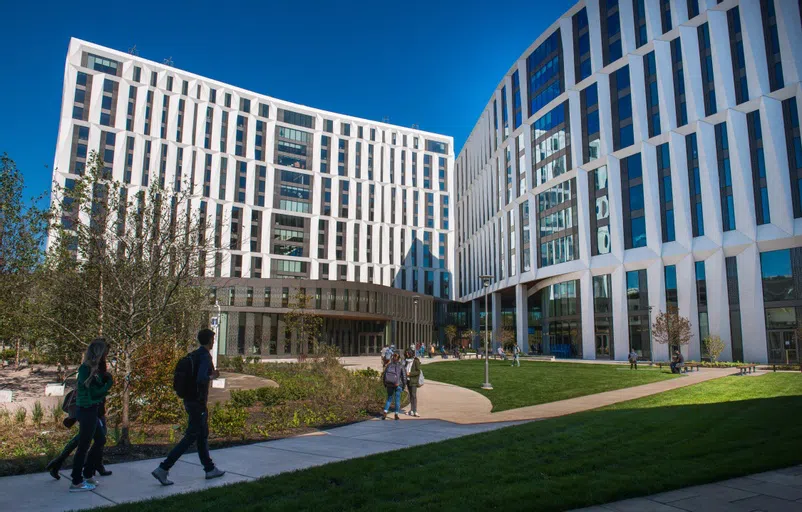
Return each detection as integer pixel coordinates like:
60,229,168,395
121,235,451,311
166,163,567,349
69,338,113,492
404,348,422,417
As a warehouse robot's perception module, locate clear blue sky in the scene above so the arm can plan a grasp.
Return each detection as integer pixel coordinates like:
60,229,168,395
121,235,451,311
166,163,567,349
0,0,573,204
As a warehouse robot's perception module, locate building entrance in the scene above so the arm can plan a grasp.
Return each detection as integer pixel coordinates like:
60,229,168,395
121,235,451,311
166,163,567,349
768,330,799,364
358,333,384,356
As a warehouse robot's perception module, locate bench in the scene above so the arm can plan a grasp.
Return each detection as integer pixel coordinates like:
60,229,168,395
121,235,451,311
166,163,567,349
736,364,757,375
681,363,700,373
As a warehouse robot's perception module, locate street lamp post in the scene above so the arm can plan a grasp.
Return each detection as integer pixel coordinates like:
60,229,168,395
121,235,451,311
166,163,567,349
647,305,654,362
212,300,221,368
413,296,419,352
480,275,493,390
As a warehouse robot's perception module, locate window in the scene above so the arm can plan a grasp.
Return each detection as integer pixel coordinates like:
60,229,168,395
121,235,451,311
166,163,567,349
501,85,509,139
537,179,578,267
526,30,563,117
748,111,770,225
589,166,611,255
425,140,448,154
783,98,802,218
665,265,678,308
611,66,633,151
715,122,735,231
761,0,784,92
657,143,675,242
532,102,570,186
660,0,672,33
761,249,794,302
626,269,651,359
593,274,614,359
726,256,743,361
530,280,582,358
643,52,660,137
698,23,717,116
86,53,119,75
581,83,600,163
728,7,749,105
671,38,687,127
574,7,592,80
622,154,646,248
601,0,622,65
633,0,648,48
511,70,522,130
686,133,704,236
280,109,314,129
696,261,709,343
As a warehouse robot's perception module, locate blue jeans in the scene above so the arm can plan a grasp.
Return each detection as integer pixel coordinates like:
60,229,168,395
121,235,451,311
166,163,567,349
384,386,402,413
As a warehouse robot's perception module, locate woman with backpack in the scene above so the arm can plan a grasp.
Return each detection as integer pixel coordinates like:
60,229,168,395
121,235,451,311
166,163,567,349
69,338,113,492
404,348,422,417
381,351,406,420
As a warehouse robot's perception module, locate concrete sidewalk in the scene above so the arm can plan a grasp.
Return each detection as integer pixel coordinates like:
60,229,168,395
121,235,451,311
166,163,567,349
574,465,802,511
0,418,524,512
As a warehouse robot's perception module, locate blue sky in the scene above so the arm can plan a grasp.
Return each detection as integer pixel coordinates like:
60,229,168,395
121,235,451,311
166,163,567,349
0,0,573,204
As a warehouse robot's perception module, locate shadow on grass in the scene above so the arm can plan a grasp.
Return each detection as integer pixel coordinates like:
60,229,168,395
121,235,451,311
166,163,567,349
105,389,802,512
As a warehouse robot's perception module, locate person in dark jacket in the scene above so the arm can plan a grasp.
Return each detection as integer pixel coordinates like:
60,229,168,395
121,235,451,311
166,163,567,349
68,338,113,492
46,358,112,480
404,349,422,417
152,329,225,486
381,351,407,420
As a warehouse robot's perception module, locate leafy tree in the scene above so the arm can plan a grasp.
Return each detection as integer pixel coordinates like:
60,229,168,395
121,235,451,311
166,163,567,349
44,151,213,447
283,290,323,361
0,154,48,368
652,305,693,356
444,325,458,348
498,328,517,351
703,335,725,362
461,328,477,348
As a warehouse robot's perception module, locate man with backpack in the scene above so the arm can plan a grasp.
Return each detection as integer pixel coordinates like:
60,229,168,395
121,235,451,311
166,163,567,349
152,329,225,486
381,351,407,420
512,344,521,367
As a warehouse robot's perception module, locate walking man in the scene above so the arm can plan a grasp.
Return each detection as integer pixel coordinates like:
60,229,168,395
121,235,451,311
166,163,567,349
512,344,521,367
152,329,225,485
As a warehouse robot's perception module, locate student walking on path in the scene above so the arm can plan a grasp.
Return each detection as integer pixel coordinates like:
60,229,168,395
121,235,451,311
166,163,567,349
512,344,521,367
381,351,407,420
404,349,422,417
152,329,225,486
68,339,113,492
628,349,639,369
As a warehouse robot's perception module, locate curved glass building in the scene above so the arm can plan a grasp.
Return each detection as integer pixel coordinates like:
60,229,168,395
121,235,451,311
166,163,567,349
455,0,802,363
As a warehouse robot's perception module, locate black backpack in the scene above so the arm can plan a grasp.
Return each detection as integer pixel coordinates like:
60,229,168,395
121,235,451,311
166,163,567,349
173,351,198,399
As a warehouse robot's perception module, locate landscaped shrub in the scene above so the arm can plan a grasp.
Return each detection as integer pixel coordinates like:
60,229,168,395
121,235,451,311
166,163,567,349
31,402,43,426
209,403,248,438
353,368,379,379
14,408,26,425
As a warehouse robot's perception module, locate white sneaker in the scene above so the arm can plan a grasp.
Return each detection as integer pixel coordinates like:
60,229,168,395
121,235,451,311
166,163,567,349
84,477,99,486
69,481,96,492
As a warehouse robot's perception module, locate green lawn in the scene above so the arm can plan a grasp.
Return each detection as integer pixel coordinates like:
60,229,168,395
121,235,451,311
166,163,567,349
422,359,678,411
107,373,802,512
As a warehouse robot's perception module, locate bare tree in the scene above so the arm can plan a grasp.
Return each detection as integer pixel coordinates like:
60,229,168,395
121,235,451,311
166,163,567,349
652,305,693,355
283,290,323,362
44,151,215,447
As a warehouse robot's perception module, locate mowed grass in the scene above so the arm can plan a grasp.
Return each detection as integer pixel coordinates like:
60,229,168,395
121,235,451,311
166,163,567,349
106,373,802,512
422,359,678,411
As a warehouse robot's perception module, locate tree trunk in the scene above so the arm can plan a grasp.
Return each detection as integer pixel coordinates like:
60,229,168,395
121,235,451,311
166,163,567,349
98,271,104,336
14,339,20,369
118,352,132,449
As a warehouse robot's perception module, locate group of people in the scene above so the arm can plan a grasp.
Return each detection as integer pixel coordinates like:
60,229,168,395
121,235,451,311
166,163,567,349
50,329,226,492
380,347,422,419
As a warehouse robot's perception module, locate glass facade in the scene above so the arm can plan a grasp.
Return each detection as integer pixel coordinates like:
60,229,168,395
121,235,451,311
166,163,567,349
593,274,614,359
589,165,611,255
621,153,646,249
611,65,633,151
715,122,735,231
537,178,578,267
531,102,570,187
527,30,563,118
581,83,600,163
529,280,582,358
626,269,651,360
760,249,801,363
657,143,675,242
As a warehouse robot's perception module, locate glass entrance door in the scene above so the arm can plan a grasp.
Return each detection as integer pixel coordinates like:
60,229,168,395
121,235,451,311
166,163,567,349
358,333,384,355
768,330,799,363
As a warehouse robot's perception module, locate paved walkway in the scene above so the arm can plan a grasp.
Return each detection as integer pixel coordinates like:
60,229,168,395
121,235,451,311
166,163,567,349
574,465,802,511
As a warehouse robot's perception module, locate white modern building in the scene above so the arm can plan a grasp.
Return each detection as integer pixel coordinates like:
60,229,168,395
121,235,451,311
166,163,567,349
455,0,802,363
51,38,455,357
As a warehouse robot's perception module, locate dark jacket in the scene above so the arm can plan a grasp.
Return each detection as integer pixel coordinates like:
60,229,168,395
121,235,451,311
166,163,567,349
406,358,421,388
191,346,215,405
76,363,113,408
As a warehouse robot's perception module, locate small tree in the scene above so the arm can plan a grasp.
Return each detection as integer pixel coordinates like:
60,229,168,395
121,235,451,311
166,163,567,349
284,290,323,361
703,335,725,362
652,305,693,356
444,325,458,349
498,328,517,351
462,328,477,349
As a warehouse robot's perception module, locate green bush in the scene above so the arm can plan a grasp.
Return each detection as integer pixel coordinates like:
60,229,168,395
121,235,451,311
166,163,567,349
31,402,43,426
14,408,27,425
353,368,379,379
49,405,64,426
209,403,248,438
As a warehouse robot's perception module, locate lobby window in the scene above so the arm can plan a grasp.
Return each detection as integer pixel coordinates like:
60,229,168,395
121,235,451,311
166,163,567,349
611,65,633,151
644,52,660,138
526,30,563,117
532,102,570,187
633,0,647,48
621,153,647,249
696,261,709,343
761,0,784,92
698,23,717,116
726,256,743,362
671,38,687,127
626,269,651,359
520,200,531,272
600,0,622,65
686,133,704,236
748,111,770,225
782,98,802,218
761,249,794,302
728,7,749,105
657,143,675,242
512,70,522,130
581,83,600,163
589,165,611,255
537,178,578,267
715,122,735,231
574,7,592,80
531,280,582,358
665,265,678,309
593,274,614,359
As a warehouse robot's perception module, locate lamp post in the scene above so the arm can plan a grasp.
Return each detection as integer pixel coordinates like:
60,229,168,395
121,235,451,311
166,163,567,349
647,305,654,362
480,275,493,390
413,295,419,351
212,300,221,368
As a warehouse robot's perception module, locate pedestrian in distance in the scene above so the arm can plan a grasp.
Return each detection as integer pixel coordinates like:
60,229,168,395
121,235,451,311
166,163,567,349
512,344,521,367
68,338,113,492
404,348,422,417
628,348,639,370
381,351,407,420
46,363,113,481
152,329,225,486
428,343,435,359
670,350,685,374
